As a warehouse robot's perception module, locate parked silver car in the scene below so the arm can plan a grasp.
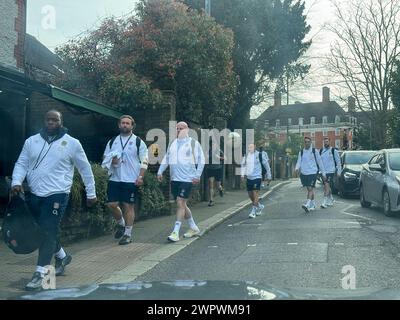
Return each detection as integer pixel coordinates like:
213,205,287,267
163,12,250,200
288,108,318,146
359,149,400,216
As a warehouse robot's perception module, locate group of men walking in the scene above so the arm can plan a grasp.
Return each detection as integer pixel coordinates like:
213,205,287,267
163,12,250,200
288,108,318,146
9,111,224,290
9,110,341,291
295,136,342,213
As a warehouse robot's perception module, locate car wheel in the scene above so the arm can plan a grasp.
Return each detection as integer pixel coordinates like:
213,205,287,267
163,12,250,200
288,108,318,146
360,184,371,208
382,189,394,217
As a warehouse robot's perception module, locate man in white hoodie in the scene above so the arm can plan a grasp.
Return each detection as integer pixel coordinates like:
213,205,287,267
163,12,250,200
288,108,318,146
157,122,205,242
295,137,326,213
241,143,272,218
319,137,342,208
11,110,97,291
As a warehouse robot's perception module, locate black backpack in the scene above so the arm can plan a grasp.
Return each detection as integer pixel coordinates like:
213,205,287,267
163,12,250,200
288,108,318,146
2,194,45,254
244,151,268,179
109,135,142,163
259,151,267,180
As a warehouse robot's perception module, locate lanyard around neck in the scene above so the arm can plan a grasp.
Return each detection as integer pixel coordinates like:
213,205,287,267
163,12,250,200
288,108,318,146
32,138,55,170
120,134,133,151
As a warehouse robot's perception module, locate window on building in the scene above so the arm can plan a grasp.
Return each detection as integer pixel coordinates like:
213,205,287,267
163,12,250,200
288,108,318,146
335,115,340,123
276,119,280,128
335,128,341,136
335,139,341,148
323,116,328,124
310,117,315,125
288,118,292,126
299,118,303,126
311,131,315,137
323,130,328,137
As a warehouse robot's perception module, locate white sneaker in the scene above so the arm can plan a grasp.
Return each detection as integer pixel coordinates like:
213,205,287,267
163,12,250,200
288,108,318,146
249,209,256,219
302,203,310,213
183,228,201,238
167,231,180,242
309,204,316,211
321,199,328,209
327,198,334,206
256,204,265,216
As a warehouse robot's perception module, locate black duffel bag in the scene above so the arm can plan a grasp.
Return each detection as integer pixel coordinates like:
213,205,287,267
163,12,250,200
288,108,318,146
2,193,45,254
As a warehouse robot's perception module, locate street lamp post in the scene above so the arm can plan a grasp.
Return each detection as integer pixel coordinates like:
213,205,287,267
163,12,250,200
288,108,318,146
205,0,211,16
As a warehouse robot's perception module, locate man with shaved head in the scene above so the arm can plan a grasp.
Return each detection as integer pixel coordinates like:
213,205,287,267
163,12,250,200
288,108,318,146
157,121,205,242
11,110,97,290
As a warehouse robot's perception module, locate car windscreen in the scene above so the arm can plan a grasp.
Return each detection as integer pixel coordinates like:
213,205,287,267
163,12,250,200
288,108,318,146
345,152,375,165
389,153,400,171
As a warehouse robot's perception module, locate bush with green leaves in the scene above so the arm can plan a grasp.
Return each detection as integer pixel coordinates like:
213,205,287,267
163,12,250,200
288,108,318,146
138,172,170,218
63,163,113,239
62,164,170,242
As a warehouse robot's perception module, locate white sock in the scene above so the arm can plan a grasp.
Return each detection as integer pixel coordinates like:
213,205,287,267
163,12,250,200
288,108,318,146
55,248,66,260
187,217,198,230
311,200,315,206
124,226,133,236
173,221,182,233
35,266,47,276
117,217,125,227
306,199,311,206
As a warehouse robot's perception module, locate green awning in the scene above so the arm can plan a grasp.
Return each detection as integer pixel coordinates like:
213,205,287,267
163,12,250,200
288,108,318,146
49,85,122,119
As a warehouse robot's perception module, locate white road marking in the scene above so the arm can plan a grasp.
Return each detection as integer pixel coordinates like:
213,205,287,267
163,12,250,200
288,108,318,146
208,246,218,248
334,243,344,246
339,204,377,222
247,244,257,247
287,243,298,245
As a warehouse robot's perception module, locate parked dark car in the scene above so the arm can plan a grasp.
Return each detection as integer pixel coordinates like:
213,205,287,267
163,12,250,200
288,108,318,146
359,149,400,216
333,150,376,197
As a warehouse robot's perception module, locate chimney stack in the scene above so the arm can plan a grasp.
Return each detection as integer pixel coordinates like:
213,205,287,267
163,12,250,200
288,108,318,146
322,86,330,102
274,90,281,107
348,96,356,113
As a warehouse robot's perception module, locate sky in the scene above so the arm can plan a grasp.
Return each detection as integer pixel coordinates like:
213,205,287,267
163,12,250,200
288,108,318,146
26,0,345,117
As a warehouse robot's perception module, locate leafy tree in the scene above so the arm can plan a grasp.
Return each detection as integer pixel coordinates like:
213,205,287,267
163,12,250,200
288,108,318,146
327,0,400,148
56,0,237,126
184,0,311,129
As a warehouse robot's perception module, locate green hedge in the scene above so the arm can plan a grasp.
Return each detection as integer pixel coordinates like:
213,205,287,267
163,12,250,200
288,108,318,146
61,163,170,243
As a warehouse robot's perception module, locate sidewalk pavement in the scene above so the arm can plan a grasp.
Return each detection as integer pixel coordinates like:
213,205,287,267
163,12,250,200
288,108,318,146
0,180,288,299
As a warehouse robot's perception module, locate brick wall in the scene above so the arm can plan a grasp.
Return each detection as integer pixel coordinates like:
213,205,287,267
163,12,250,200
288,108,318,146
0,0,19,68
14,0,26,69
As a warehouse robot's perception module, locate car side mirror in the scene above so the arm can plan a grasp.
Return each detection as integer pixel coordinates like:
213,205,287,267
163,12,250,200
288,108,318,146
369,163,384,172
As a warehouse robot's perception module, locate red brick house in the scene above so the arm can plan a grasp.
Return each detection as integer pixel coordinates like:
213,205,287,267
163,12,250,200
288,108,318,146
255,87,357,150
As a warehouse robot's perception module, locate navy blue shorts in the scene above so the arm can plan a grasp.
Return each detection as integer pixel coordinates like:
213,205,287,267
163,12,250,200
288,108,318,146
206,167,223,182
300,174,317,188
171,181,193,200
107,181,138,204
246,179,262,192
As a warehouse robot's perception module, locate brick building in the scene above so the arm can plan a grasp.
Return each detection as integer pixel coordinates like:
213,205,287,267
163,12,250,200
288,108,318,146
255,87,357,150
